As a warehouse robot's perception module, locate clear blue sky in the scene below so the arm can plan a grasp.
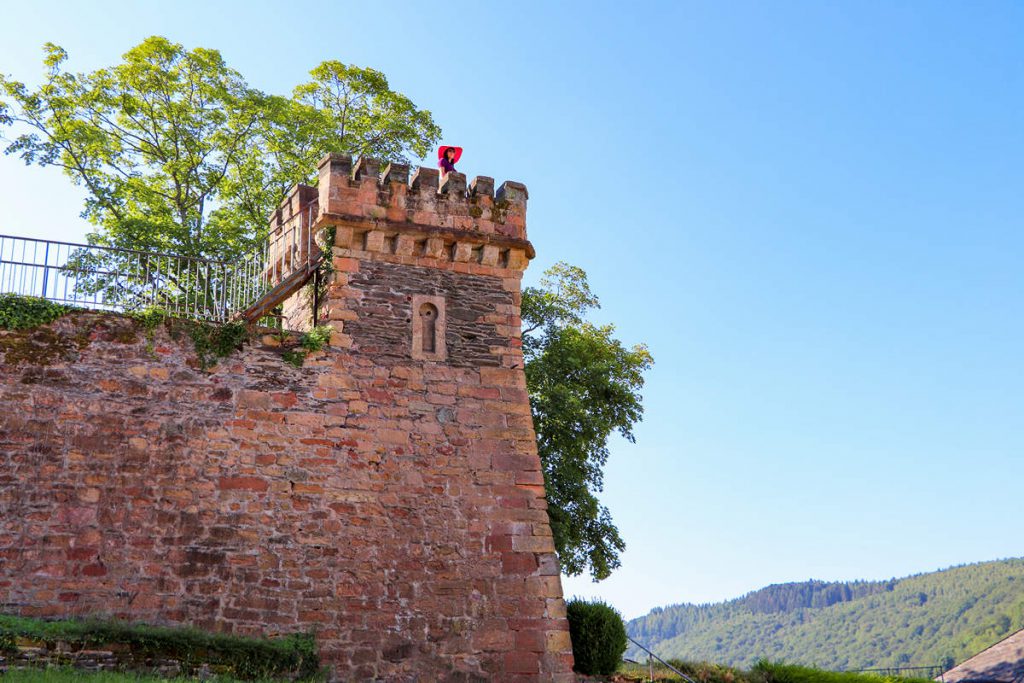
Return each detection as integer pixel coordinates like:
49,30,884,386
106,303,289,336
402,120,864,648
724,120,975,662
2,1,1022,620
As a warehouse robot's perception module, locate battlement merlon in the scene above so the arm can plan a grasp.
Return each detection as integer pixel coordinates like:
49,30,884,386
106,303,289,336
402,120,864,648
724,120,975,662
270,153,535,273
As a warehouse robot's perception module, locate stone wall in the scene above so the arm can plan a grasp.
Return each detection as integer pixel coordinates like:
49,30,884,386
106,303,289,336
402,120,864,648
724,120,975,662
0,155,575,682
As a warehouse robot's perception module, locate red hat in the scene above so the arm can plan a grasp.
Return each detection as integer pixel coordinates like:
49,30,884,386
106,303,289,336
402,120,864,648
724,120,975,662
438,146,463,164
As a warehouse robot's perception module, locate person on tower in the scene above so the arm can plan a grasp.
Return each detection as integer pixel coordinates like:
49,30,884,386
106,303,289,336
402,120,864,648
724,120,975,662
438,145,462,177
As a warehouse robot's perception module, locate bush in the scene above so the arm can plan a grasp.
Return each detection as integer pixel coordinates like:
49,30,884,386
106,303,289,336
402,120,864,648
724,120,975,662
566,598,628,676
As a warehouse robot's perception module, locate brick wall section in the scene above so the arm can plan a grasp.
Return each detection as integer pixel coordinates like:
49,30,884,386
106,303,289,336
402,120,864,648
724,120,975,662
342,260,512,367
0,155,575,682
0,313,572,681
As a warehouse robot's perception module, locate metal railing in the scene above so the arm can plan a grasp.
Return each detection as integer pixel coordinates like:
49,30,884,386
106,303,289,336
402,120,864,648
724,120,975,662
0,204,321,324
852,664,946,680
627,637,698,683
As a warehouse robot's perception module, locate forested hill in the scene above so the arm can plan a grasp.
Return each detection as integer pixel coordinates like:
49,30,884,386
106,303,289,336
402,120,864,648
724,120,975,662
627,558,1024,671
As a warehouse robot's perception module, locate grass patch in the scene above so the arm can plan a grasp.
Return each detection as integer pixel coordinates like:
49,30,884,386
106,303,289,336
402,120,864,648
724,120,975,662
0,669,262,682
0,614,318,681
618,660,937,683
756,662,935,683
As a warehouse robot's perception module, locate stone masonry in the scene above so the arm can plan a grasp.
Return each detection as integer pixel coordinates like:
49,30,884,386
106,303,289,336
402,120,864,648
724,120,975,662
0,154,575,681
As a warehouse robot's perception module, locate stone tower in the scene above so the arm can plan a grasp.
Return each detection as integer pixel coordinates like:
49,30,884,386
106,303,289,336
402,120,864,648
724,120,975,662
267,153,577,680
0,154,576,682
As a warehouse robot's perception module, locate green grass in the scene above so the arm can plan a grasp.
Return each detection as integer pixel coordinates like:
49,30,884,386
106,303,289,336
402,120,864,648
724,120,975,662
1,669,266,682
617,660,936,683
0,614,318,680
757,662,936,683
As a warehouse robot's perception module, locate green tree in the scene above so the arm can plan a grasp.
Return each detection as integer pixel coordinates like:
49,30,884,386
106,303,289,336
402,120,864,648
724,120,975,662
522,262,653,580
0,38,441,263
216,62,441,239
0,37,263,261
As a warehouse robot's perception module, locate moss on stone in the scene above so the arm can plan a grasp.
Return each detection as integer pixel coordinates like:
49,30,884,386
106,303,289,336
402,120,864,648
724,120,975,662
489,198,511,223
0,324,90,367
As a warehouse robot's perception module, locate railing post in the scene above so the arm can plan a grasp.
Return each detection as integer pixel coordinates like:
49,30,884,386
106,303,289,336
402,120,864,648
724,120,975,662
220,263,228,321
40,242,50,298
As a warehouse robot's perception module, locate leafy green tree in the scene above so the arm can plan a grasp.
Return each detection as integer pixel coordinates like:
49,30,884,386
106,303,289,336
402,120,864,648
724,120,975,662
522,262,653,580
295,61,440,163
0,38,441,263
0,38,263,260
216,62,441,239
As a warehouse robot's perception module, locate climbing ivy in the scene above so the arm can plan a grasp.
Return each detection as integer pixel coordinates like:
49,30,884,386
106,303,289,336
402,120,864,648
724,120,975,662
0,294,72,330
187,320,250,370
282,325,334,367
127,307,249,368
129,306,169,355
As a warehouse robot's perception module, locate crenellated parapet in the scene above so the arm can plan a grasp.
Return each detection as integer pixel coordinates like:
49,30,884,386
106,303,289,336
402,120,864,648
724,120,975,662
272,154,533,274
315,152,529,240
271,154,536,331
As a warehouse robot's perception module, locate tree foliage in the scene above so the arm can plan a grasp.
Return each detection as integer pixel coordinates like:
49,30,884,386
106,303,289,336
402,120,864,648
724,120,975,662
0,37,442,262
627,558,1024,672
522,263,653,580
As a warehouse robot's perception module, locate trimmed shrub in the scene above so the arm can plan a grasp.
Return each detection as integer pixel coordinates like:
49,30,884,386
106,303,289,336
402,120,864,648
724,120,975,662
566,598,628,676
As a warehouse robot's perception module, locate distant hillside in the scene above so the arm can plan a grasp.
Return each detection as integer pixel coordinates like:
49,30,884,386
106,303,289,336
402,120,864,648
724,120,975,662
627,558,1024,671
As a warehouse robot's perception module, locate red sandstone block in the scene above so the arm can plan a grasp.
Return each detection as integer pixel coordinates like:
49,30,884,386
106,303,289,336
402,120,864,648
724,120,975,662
478,366,520,387
499,598,547,619
457,385,502,400
526,576,565,599
485,534,513,553
515,629,547,653
218,476,269,492
512,535,555,554
492,452,536,472
515,470,546,486
299,438,334,447
272,391,299,408
499,496,528,510
365,388,392,402
66,547,97,561
471,627,514,653
546,629,573,653
333,257,360,272
297,610,331,623
236,389,272,409
506,617,549,632
503,651,541,674
81,563,107,577
57,507,97,525
501,552,537,575
499,676,545,683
